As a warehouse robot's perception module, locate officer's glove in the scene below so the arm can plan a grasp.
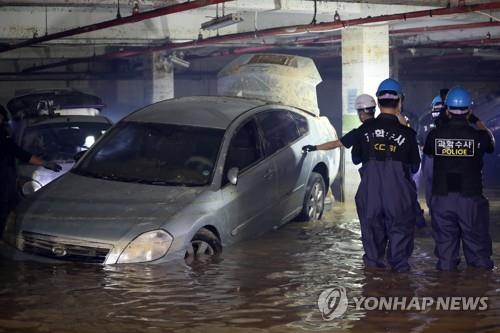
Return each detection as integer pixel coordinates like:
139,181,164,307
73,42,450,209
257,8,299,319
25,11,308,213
302,145,317,153
43,161,62,172
468,114,480,125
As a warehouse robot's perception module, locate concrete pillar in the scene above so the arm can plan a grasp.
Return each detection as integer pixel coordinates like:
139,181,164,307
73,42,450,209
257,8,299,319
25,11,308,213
147,51,174,104
341,25,389,202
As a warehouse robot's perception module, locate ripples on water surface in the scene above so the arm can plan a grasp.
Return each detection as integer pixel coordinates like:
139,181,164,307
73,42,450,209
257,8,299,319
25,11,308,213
1,201,499,333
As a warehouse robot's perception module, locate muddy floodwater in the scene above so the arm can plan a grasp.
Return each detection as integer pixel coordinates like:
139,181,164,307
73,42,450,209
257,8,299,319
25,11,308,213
1,192,499,333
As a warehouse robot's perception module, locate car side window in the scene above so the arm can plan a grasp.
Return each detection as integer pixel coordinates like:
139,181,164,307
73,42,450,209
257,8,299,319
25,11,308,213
224,119,264,180
256,110,300,156
290,112,309,136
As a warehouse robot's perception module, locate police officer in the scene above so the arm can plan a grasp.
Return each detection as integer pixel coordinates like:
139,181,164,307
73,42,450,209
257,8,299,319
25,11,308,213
302,94,377,166
423,86,495,271
417,95,445,210
308,80,421,272
0,105,62,238
303,94,426,228
436,88,450,127
358,79,421,272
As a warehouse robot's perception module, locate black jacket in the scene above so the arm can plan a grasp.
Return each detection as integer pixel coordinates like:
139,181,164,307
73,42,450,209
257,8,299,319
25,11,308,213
424,118,494,196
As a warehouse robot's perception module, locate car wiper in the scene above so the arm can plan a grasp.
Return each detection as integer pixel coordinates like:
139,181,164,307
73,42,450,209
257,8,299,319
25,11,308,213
73,170,136,183
98,174,142,183
73,170,207,186
134,179,184,186
136,179,206,187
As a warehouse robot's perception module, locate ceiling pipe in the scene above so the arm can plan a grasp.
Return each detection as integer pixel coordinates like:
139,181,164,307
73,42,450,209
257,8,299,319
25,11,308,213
405,37,500,48
0,0,234,54
137,2,500,57
391,20,500,35
0,0,162,8
239,21,500,48
21,2,500,72
157,2,500,51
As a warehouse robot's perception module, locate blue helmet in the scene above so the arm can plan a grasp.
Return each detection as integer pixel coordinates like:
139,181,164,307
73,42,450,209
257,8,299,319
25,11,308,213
445,86,472,110
430,95,444,115
376,78,403,99
431,95,443,108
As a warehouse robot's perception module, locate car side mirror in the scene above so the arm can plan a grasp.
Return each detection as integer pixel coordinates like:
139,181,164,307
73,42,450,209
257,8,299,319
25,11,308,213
73,150,86,162
227,167,239,186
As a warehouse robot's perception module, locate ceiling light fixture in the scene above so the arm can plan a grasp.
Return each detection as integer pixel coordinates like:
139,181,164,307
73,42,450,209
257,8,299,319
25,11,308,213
168,54,191,69
201,13,243,31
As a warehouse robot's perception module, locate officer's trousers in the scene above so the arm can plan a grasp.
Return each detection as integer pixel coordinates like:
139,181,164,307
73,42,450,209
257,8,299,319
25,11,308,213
355,160,417,272
411,151,425,228
431,193,493,271
421,154,434,210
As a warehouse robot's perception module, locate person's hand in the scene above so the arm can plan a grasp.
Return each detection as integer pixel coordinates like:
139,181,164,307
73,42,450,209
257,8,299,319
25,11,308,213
302,145,317,153
43,161,62,172
468,113,480,125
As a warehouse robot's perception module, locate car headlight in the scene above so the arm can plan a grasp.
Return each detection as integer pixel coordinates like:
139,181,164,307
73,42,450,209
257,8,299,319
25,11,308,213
21,179,42,196
117,230,173,264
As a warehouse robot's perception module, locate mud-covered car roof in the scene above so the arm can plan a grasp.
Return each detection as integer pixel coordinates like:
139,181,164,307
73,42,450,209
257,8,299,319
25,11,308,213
7,89,105,118
24,115,112,127
125,96,269,129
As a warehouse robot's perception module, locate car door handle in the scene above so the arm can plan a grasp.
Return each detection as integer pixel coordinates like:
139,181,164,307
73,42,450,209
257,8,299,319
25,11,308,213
264,169,275,179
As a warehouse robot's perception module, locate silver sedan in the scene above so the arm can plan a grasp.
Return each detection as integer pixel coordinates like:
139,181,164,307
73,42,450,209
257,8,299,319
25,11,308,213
2,96,339,264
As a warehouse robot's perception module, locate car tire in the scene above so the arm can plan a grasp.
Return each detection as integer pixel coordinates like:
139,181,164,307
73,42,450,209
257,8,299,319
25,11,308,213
297,172,326,222
185,228,222,264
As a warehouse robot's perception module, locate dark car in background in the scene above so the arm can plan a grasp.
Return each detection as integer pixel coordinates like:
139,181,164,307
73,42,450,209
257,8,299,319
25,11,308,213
7,89,112,195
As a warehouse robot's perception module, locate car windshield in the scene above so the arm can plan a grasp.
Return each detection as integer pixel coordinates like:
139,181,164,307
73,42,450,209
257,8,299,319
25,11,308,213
74,122,225,186
22,122,110,162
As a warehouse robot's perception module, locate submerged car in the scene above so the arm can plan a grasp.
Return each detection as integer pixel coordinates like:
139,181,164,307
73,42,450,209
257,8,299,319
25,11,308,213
2,96,339,264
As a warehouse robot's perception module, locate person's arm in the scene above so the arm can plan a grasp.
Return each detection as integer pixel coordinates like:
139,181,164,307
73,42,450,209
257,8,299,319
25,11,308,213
317,140,343,150
320,128,360,151
468,114,496,152
8,139,33,164
7,140,62,172
423,129,436,156
302,140,342,152
409,132,421,174
303,128,358,152
476,121,495,149
29,155,44,166
478,125,496,154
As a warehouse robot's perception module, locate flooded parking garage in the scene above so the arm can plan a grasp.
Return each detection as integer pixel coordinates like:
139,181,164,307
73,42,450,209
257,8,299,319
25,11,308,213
1,1,500,332
1,191,499,333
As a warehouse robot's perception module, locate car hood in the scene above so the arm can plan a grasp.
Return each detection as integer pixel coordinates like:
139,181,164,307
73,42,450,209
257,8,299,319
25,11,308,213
16,172,207,242
18,161,73,187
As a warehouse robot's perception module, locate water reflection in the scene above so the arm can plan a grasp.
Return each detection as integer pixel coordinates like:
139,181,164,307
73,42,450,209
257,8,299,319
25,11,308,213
0,202,499,333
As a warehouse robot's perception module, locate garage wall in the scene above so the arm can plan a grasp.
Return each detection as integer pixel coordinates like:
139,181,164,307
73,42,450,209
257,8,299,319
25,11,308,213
402,79,500,117
174,75,219,98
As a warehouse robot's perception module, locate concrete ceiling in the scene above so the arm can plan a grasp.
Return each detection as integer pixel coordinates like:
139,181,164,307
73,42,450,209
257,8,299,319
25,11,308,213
0,1,176,7
0,0,498,78
0,0,493,6
306,0,493,6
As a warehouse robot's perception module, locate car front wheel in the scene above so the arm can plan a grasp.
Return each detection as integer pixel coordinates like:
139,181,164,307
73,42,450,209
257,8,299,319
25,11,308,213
298,172,326,222
185,228,222,264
